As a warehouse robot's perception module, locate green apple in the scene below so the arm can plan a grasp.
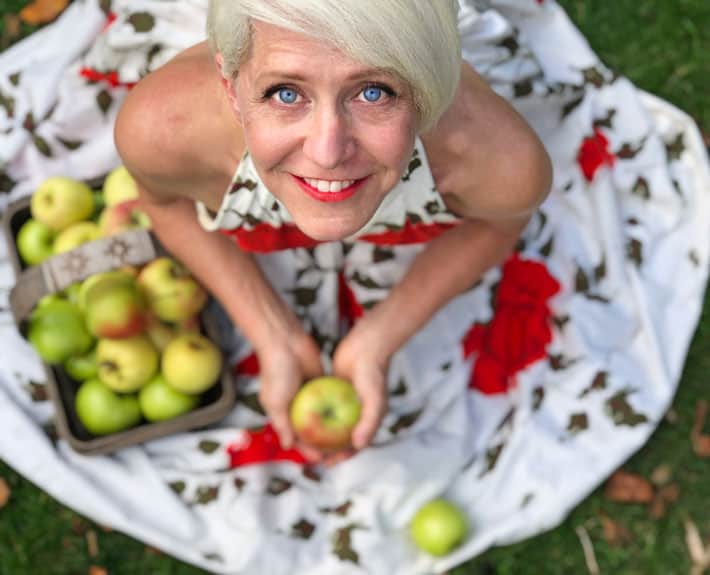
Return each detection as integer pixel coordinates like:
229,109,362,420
16,218,55,266
83,272,148,338
63,347,98,381
96,335,158,393
161,333,222,394
30,176,94,232
77,269,136,312
53,221,102,254
98,199,151,236
138,374,200,422
289,376,361,451
27,299,94,364
409,499,469,557
103,165,139,206
75,378,142,435
137,257,208,322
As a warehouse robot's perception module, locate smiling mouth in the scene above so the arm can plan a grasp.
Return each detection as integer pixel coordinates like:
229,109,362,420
293,175,367,203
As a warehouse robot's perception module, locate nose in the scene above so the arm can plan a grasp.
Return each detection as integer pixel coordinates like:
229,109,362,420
302,103,355,170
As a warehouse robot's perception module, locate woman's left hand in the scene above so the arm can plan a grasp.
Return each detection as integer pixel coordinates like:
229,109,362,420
332,318,390,453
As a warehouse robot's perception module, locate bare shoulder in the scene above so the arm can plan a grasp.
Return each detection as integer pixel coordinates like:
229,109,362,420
422,63,552,220
114,42,243,205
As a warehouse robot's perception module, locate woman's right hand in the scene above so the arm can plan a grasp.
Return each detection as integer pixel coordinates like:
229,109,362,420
255,328,324,455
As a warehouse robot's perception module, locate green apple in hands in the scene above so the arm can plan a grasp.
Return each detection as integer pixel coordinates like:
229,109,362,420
138,374,200,422
96,335,158,393
52,221,102,254
16,218,55,266
137,257,208,323
30,176,94,232
74,378,142,435
102,165,139,206
161,333,222,394
27,299,94,364
289,376,362,452
409,499,469,556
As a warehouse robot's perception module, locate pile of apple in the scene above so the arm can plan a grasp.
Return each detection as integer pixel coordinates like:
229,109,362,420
16,165,150,266
26,258,223,435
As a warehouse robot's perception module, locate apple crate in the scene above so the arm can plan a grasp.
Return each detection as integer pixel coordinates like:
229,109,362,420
2,196,237,455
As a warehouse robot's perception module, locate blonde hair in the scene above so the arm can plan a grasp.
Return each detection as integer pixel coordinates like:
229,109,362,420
206,0,461,131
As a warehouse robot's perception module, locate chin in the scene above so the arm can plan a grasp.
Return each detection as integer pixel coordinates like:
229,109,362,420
294,216,366,243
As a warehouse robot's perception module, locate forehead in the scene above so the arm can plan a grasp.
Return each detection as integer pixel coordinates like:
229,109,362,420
244,20,380,77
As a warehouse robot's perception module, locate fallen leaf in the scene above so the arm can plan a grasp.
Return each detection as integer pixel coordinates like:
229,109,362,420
88,566,108,575
86,530,99,558
604,470,654,504
650,464,673,486
648,483,681,519
19,0,68,25
0,477,10,508
1,14,22,50
599,513,633,547
575,525,600,575
684,517,710,574
691,400,710,458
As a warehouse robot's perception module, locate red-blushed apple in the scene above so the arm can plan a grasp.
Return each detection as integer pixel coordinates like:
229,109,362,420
78,270,134,311
64,347,98,381
98,198,151,236
75,379,142,435
83,272,148,338
409,499,469,557
27,299,94,364
52,221,102,254
96,335,158,393
138,374,201,422
103,165,139,206
161,333,222,394
16,218,55,266
30,176,94,231
289,376,362,452
137,257,208,323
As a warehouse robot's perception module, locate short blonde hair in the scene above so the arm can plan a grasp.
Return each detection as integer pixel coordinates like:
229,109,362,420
206,0,461,131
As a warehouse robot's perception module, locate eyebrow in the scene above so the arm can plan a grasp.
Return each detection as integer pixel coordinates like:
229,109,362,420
256,69,399,84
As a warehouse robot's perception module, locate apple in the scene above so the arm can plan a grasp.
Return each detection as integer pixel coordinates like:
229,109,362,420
82,272,147,338
75,378,142,435
27,299,94,364
96,335,158,393
137,257,208,322
63,347,98,381
30,176,94,231
409,499,469,557
289,376,361,451
16,218,56,266
103,165,139,206
138,374,201,422
98,198,151,236
161,333,222,394
52,221,102,254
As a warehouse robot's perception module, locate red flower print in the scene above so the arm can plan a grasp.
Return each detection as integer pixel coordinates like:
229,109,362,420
463,254,560,395
226,424,307,468
577,128,616,182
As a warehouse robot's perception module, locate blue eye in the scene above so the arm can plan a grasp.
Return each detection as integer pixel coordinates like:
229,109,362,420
277,88,298,104
362,86,383,102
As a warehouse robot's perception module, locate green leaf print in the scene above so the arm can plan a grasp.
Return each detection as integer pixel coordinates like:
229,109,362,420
513,79,534,98
532,386,545,411
234,477,246,492
198,440,221,454
389,378,407,397
56,136,83,151
319,501,353,517
96,89,113,115
194,485,220,505
169,481,186,495
631,177,651,200
32,134,52,157
567,413,589,434
579,372,608,398
605,390,649,427
626,238,643,266
0,89,15,118
128,12,156,33
593,109,617,130
665,133,685,161
267,477,292,496
388,409,423,435
238,391,266,415
25,381,48,402
291,519,316,539
331,524,364,565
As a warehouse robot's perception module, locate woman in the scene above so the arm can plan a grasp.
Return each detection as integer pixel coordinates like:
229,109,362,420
114,0,552,460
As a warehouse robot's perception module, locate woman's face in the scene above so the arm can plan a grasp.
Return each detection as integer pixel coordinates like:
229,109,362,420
222,22,418,241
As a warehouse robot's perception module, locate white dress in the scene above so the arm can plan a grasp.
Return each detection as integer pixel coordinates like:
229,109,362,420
0,1,708,574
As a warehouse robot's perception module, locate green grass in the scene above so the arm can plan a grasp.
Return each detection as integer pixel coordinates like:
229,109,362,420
1,1,708,574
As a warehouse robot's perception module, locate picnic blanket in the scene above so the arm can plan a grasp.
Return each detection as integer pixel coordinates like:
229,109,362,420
1,1,708,573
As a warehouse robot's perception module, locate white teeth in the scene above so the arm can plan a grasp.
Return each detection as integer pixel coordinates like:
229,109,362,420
304,178,355,193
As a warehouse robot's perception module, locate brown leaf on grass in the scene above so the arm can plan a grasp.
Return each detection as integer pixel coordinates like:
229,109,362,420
604,470,654,504
650,464,673,487
599,513,633,547
649,483,680,519
691,400,710,458
1,14,22,50
19,0,68,24
684,517,710,573
86,530,99,558
0,477,10,508
88,566,108,575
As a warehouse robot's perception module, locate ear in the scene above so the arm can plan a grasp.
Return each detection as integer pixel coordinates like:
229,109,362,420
215,52,241,120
